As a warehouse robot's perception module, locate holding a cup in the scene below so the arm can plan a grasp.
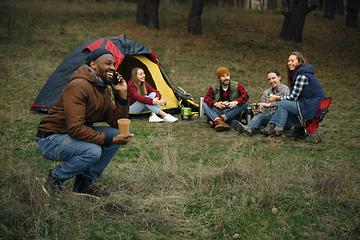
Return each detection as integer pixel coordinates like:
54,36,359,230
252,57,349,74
117,118,130,135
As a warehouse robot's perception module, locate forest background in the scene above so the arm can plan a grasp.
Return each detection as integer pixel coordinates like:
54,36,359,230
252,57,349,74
1,0,360,239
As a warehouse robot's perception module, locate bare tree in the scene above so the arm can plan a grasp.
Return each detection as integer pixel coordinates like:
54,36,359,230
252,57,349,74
335,0,344,15
280,0,317,42
324,0,335,20
346,0,359,27
188,0,205,35
268,0,278,10
136,0,160,29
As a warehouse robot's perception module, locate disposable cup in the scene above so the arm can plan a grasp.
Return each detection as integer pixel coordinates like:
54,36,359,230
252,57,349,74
117,118,130,135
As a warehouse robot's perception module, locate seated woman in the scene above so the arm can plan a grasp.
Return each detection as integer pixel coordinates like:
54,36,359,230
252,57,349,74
128,67,178,123
261,52,325,142
231,69,292,136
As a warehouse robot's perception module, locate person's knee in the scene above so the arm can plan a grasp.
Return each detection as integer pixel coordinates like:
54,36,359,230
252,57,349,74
148,92,156,98
83,146,102,163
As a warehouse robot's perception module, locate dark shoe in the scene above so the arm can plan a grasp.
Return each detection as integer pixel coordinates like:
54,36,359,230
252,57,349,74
73,174,110,197
209,120,215,128
231,120,252,136
214,116,230,132
44,169,64,200
260,122,275,136
286,126,306,139
262,131,282,143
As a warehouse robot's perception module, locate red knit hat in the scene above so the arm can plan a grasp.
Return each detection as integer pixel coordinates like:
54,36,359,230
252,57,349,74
217,67,229,79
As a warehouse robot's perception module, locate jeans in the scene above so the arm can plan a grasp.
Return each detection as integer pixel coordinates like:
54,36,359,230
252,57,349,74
129,92,161,114
36,126,120,181
270,100,301,131
203,102,248,124
247,113,293,132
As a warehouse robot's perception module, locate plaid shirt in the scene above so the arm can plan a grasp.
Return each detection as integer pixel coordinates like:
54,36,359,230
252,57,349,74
204,82,248,109
260,83,289,114
128,79,161,105
281,75,309,101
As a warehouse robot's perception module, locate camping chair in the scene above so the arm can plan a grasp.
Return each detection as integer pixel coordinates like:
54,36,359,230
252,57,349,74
298,98,332,144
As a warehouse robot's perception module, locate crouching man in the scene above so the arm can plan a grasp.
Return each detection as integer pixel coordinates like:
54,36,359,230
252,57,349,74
203,67,249,132
35,49,134,199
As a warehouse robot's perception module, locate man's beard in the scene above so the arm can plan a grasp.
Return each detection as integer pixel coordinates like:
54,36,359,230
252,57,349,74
101,71,118,86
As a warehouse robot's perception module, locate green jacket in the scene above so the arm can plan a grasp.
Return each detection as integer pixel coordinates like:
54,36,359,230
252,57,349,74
212,81,240,102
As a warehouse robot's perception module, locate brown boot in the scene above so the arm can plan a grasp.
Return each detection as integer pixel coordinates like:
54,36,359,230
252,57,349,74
286,126,306,139
214,116,230,132
262,130,282,143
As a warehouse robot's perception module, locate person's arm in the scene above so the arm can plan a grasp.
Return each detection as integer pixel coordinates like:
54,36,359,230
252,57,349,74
204,86,217,108
268,85,289,107
258,89,270,113
281,75,309,101
63,81,113,146
234,83,249,106
128,80,154,105
104,75,134,145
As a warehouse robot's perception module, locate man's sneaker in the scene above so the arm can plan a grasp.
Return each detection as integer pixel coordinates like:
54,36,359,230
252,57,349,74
163,114,178,123
260,122,275,136
149,114,164,123
73,174,110,197
231,120,252,136
44,169,64,200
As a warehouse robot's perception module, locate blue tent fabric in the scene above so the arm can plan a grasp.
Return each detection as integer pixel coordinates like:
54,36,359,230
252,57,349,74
31,34,154,113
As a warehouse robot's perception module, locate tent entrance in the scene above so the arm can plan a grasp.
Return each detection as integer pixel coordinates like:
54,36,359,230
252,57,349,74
117,55,179,114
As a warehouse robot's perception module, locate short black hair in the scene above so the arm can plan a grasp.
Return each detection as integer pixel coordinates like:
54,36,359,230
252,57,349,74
266,69,281,77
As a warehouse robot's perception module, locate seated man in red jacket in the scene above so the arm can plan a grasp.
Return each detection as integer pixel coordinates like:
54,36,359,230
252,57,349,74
36,49,133,199
203,67,249,132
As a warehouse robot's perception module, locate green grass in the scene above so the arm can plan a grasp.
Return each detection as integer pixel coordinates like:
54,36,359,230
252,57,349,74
1,0,360,239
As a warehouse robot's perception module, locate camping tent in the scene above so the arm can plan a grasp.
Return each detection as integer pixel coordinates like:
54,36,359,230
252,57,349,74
30,34,179,115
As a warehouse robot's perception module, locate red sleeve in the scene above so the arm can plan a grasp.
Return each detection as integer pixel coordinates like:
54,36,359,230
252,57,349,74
204,86,216,108
128,80,154,105
235,83,249,105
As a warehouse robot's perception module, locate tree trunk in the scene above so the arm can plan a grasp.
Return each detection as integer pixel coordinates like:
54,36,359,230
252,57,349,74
335,0,344,15
346,0,359,27
281,0,291,12
188,0,205,35
324,0,335,20
280,0,317,42
268,0,278,10
147,0,160,29
136,0,160,29
136,0,148,26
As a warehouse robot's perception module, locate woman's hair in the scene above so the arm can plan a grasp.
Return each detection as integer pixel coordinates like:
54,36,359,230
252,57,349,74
131,67,147,95
266,69,281,77
286,52,307,88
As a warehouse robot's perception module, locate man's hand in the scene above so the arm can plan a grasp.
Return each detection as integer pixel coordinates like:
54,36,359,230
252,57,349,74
260,103,271,109
112,134,134,145
227,101,238,109
214,101,226,109
268,94,280,102
112,73,127,99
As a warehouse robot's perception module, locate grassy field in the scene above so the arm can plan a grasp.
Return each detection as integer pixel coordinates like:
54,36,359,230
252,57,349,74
1,0,360,239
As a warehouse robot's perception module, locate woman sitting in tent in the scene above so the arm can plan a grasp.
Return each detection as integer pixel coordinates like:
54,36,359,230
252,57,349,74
128,67,178,123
